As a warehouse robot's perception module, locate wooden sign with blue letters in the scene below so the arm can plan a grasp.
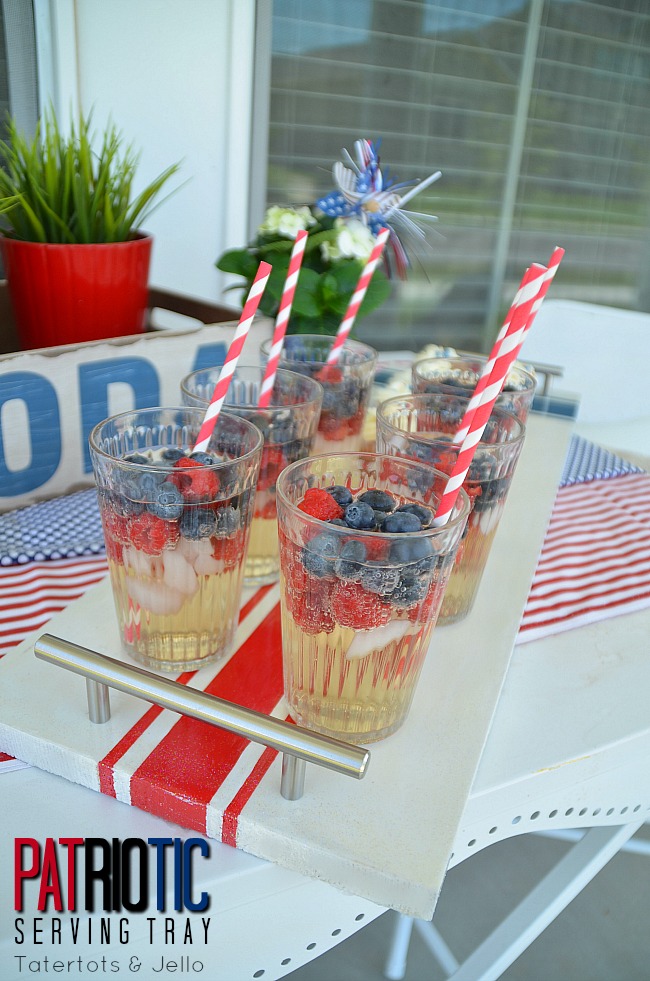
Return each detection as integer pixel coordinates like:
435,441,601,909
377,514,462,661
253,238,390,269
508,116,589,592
0,322,272,513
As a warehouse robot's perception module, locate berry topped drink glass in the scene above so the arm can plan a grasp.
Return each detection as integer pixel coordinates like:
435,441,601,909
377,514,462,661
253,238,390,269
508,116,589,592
412,356,537,426
275,452,470,742
376,394,525,625
260,334,377,454
181,365,323,584
89,407,262,671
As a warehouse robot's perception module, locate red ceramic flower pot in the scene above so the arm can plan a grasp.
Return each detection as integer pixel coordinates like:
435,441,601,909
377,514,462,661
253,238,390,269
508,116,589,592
0,234,153,350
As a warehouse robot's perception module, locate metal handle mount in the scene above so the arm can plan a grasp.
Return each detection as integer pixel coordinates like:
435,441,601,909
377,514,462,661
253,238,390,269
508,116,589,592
34,633,369,801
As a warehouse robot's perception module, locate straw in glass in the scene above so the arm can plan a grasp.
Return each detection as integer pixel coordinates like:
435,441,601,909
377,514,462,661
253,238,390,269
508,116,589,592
258,229,308,408
435,247,565,525
325,226,390,365
192,260,272,453
453,247,565,443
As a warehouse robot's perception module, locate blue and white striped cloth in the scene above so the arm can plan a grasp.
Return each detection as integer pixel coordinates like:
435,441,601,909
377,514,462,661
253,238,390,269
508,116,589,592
560,435,645,487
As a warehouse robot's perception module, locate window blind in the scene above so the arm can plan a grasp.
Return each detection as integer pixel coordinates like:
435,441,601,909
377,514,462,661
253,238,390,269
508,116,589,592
263,0,650,353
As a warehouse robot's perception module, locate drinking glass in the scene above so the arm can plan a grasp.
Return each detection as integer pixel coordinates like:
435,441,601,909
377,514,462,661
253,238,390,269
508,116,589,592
89,407,262,670
376,393,525,624
412,356,537,426
260,334,377,453
275,452,470,742
181,365,323,584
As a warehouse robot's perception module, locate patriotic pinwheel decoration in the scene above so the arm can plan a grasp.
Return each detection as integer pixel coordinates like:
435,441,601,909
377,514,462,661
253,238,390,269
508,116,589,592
216,138,441,335
317,139,441,277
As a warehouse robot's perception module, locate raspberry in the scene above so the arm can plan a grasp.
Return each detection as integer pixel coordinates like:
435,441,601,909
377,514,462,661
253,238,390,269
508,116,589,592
211,528,245,568
408,579,444,624
168,457,220,502
103,509,130,544
297,488,344,521
318,415,350,441
128,512,179,554
464,482,483,507
330,581,392,630
292,601,335,635
314,365,343,385
255,497,277,519
257,445,287,492
359,536,388,561
344,405,365,435
289,571,335,634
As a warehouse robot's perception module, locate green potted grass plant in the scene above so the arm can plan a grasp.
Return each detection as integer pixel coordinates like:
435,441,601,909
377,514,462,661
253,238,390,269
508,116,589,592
0,107,180,350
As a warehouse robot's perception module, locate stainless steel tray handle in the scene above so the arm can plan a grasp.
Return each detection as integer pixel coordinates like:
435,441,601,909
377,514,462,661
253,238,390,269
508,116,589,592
34,633,369,801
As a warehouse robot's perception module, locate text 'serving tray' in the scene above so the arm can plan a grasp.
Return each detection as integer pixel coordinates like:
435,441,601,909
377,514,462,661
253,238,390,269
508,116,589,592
0,416,572,918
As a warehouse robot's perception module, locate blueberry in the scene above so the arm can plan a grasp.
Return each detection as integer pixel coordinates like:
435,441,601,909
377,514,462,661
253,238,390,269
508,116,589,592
388,575,428,608
344,501,376,530
328,485,353,507
407,470,435,497
389,537,434,566
283,438,306,463
147,481,185,520
160,448,185,464
180,507,217,540
358,490,396,512
111,492,144,518
322,388,340,412
328,518,349,527
120,469,166,504
383,511,422,533
334,540,366,581
468,459,493,482
302,532,341,578
472,477,509,512
190,451,218,466
361,562,401,596
123,452,150,465
215,506,240,536
372,509,388,530
395,503,433,527
334,394,359,419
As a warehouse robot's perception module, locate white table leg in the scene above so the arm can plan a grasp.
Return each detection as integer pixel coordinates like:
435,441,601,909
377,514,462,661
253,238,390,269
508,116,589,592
447,821,644,981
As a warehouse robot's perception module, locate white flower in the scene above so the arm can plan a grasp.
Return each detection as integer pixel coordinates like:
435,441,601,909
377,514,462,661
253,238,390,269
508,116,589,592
259,205,315,239
320,218,376,263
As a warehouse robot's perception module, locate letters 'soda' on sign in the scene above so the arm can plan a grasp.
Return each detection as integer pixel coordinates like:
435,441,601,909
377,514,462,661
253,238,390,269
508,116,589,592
0,322,271,513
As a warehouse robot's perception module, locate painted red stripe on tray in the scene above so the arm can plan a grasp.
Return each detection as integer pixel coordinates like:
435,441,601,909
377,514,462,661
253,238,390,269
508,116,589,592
128,601,283,832
98,583,275,798
221,713,294,847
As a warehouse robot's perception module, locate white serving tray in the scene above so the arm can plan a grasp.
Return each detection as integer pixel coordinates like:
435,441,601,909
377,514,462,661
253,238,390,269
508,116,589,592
0,414,572,918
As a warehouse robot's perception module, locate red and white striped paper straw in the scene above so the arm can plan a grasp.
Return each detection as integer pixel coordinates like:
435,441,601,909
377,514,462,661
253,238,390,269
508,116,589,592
326,226,390,364
453,247,565,443
258,229,308,408
192,260,272,453
452,264,544,443
435,248,565,525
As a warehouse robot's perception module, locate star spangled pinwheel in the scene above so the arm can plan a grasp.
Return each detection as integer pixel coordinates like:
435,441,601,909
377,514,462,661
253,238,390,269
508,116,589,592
316,138,441,277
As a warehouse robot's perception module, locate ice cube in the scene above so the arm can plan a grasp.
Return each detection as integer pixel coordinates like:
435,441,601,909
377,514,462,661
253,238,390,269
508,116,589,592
345,619,412,660
162,550,199,596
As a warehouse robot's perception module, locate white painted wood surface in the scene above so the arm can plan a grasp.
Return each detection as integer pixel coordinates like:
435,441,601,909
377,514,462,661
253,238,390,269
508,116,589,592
0,414,573,918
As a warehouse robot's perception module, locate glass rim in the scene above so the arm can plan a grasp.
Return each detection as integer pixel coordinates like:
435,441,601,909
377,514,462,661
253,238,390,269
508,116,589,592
89,406,264,470
376,393,526,447
180,364,324,412
275,450,471,539
412,355,537,391
261,333,378,367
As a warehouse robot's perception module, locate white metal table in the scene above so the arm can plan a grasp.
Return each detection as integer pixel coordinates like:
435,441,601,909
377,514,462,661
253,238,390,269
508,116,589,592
1,414,649,981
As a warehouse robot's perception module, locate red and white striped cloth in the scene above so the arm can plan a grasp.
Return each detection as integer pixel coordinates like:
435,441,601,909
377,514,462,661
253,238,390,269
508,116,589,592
517,471,650,643
2,470,650,785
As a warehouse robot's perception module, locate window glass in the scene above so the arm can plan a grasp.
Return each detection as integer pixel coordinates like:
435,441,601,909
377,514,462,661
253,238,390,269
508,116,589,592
266,0,650,352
